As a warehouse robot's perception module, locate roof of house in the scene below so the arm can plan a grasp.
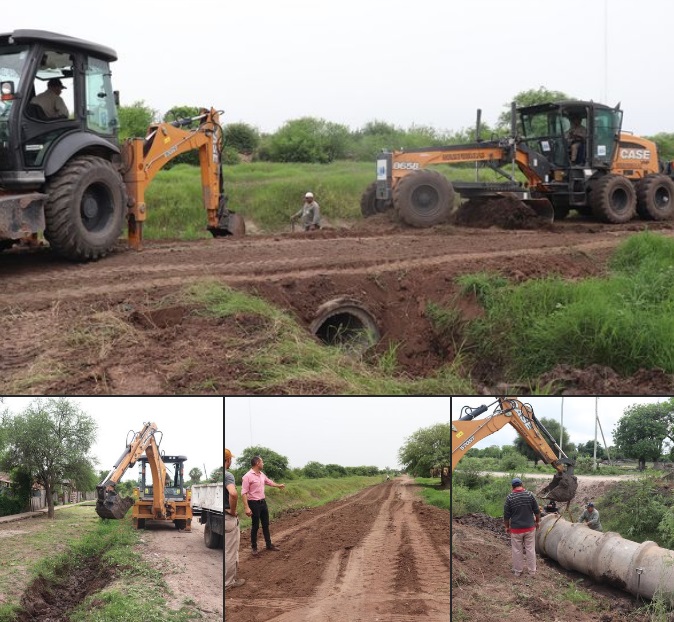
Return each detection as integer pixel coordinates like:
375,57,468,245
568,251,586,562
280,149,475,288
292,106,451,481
0,472,12,484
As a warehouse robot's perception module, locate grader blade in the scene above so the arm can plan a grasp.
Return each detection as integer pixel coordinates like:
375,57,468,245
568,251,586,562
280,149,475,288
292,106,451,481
537,471,578,502
95,491,134,519
523,198,554,224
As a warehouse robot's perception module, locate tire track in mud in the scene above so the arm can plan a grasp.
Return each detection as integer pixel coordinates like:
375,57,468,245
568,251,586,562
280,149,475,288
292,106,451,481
0,234,640,307
225,476,449,622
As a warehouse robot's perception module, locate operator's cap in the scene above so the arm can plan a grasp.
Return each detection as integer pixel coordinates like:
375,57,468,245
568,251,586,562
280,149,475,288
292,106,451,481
511,477,522,486
587,501,594,507
225,448,233,461
305,192,314,199
48,78,66,89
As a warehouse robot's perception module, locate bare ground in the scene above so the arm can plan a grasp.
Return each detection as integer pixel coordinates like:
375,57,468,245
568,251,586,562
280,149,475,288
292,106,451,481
2,212,674,394
225,476,450,621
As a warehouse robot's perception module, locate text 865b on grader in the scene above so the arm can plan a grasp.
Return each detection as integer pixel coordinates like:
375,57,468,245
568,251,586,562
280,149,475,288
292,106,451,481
362,100,674,227
0,29,243,261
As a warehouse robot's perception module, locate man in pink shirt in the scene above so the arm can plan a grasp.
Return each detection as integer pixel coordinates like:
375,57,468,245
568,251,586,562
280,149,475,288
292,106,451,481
242,455,285,555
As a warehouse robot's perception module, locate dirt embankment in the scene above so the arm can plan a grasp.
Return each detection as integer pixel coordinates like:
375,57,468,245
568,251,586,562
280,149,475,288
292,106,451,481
225,476,450,621
2,216,674,394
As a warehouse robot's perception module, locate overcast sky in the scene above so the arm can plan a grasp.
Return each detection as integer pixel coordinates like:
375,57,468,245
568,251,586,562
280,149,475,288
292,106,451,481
2,397,223,483
225,397,451,471
451,396,672,452
5,0,674,136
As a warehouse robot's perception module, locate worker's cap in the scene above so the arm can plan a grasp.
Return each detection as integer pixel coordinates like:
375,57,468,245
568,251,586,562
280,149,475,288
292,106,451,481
47,78,66,89
587,501,594,507
511,477,523,486
305,192,314,199
225,448,233,461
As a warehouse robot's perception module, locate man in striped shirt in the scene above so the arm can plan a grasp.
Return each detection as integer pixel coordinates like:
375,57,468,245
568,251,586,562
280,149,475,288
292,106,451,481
242,456,285,555
503,477,541,577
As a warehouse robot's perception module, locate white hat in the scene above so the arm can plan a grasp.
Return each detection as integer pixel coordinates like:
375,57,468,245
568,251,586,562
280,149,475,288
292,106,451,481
305,192,314,199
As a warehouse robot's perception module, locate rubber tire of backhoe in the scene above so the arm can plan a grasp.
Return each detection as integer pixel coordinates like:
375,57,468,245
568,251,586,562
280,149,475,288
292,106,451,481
590,174,636,224
360,181,392,217
204,522,222,549
174,519,187,530
636,174,674,221
393,169,454,227
44,156,126,261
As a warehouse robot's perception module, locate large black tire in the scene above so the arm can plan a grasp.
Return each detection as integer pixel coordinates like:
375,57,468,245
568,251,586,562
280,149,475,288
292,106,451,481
204,522,222,549
44,156,126,261
636,174,674,221
392,169,454,227
590,174,636,224
360,181,392,217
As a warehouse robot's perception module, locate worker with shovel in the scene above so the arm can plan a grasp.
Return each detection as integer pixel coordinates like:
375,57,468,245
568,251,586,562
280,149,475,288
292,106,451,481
291,191,321,231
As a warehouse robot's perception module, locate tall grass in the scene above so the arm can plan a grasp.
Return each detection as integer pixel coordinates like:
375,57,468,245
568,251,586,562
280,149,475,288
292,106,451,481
445,231,674,381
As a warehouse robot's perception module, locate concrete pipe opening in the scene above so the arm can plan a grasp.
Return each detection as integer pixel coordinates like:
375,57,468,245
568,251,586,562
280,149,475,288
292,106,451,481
310,298,380,353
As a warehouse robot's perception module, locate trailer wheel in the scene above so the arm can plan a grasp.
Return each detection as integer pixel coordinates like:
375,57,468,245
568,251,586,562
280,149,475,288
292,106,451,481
44,156,126,261
204,522,222,549
393,169,454,227
636,174,674,220
590,174,636,223
360,181,392,217
174,519,187,530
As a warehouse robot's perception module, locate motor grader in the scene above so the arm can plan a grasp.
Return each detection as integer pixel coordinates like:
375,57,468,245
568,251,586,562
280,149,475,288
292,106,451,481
0,29,243,261
363,100,674,227
452,397,578,503
96,421,192,530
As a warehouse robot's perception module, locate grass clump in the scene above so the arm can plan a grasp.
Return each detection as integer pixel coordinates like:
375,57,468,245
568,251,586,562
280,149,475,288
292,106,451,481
439,231,674,383
414,477,450,511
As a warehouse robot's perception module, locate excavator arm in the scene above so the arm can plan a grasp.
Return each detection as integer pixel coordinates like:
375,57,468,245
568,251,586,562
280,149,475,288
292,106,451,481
96,421,167,519
452,397,577,502
121,108,244,250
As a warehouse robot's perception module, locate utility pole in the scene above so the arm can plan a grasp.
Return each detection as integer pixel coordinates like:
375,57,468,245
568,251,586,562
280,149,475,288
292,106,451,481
593,397,599,471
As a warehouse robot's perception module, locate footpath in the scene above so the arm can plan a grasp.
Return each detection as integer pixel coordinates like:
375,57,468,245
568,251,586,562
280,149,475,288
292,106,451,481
0,501,91,524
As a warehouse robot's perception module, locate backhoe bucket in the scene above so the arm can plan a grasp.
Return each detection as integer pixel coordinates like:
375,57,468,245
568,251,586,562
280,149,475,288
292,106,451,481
537,471,578,502
522,198,554,224
95,491,134,520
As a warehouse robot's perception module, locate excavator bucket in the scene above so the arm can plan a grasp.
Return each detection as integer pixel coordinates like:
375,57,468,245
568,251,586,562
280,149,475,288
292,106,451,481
95,491,134,520
537,471,578,502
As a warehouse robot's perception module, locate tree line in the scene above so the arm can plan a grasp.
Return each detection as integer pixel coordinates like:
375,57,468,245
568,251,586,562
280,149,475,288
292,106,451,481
120,86,674,166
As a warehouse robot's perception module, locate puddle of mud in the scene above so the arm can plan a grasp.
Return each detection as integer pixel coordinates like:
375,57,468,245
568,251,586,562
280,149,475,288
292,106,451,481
15,554,115,621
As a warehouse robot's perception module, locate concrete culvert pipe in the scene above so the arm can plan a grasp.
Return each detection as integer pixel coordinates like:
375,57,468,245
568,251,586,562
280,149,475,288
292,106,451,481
536,514,674,599
310,298,380,352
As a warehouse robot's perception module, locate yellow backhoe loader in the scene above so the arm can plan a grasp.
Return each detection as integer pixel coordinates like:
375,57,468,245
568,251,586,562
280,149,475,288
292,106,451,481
96,421,192,530
452,397,577,502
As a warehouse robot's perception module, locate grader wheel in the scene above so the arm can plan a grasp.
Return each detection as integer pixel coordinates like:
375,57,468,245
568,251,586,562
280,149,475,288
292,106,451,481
393,169,454,227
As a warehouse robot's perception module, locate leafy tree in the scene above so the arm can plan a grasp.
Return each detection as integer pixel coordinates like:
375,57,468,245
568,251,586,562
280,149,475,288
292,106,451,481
613,400,674,470
234,446,289,481
325,464,347,478
398,423,451,487
647,133,674,161
209,466,224,483
117,100,157,140
1,398,97,518
162,105,202,167
225,122,260,153
303,461,327,478
576,440,606,459
497,87,575,130
189,467,202,484
266,117,350,163
513,417,570,465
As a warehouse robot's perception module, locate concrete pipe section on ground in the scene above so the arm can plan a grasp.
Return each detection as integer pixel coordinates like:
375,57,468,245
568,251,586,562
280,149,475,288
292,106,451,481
536,514,674,600
310,297,380,353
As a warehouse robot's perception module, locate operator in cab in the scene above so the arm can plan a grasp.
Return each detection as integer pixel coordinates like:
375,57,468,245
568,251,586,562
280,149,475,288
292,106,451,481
31,78,69,119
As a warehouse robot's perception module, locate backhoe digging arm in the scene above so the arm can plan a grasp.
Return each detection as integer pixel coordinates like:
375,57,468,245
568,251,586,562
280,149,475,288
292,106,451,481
122,108,236,250
96,421,167,519
452,397,577,502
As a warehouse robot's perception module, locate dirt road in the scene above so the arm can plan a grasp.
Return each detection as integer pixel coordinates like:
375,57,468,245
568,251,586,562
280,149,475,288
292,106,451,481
225,476,450,621
138,519,223,620
2,216,673,393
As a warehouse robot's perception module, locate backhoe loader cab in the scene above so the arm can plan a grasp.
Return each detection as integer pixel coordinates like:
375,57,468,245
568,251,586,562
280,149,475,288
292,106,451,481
137,454,188,502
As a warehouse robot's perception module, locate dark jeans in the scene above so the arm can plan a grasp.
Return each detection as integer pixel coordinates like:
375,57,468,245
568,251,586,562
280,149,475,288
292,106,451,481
249,499,272,550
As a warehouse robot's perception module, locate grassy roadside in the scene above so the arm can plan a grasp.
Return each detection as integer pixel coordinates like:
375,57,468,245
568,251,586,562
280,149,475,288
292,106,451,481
0,506,200,622
414,477,450,511
233,475,383,530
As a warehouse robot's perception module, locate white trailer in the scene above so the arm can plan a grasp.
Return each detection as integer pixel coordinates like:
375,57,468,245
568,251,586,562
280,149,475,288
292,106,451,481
191,483,223,548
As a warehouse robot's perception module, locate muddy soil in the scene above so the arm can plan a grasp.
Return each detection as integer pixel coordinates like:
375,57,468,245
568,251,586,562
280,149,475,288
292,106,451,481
225,476,450,621
2,215,674,394
452,476,655,622
137,519,224,620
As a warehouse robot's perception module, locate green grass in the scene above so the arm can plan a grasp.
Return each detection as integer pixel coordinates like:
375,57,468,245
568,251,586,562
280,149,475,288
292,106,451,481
233,475,383,530
414,477,450,511
0,506,201,622
186,280,473,394
557,580,594,604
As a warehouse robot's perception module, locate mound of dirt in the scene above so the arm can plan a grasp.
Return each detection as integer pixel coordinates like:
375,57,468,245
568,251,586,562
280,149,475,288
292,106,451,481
453,195,552,230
